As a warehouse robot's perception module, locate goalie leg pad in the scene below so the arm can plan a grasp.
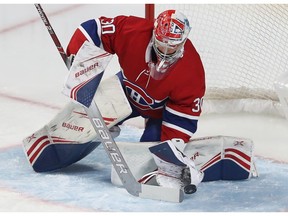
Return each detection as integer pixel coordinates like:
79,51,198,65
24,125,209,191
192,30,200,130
111,136,257,187
23,74,132,172
27,139,101,172
188,136,256,181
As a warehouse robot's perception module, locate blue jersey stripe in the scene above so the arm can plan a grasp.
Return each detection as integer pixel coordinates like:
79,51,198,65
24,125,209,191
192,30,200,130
163,108,198,135
81,19,101,47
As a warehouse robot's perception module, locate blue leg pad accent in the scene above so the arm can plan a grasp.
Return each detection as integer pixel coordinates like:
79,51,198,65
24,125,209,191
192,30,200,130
32,141,101,172
202,161,222,182
222,159,250,180
202,160,250,181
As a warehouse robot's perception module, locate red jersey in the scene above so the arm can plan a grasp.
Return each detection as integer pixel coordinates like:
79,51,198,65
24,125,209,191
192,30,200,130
67,15,205,143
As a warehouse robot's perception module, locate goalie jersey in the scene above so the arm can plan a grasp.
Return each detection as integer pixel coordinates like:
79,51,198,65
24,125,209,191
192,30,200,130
66,15,205,143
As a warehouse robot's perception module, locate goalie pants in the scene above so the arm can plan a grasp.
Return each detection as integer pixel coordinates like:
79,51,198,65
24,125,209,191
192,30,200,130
117,104,162,142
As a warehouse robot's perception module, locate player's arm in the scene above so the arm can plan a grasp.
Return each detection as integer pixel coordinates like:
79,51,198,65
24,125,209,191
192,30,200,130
161,84,205,143
161,47,205,143
147,70,205,192
161,99,202,143
66,16,127,66
148,96,205,192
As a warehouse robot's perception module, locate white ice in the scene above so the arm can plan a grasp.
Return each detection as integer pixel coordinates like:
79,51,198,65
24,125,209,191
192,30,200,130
0,4,287,212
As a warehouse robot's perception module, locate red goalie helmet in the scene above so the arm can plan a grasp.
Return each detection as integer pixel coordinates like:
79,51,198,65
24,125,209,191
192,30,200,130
150,9,191,79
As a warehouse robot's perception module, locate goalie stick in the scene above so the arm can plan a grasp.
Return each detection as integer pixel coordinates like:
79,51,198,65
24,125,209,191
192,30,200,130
35,4,184,202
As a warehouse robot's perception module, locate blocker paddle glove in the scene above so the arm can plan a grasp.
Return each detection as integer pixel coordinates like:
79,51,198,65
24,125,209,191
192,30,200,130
149,139,204,194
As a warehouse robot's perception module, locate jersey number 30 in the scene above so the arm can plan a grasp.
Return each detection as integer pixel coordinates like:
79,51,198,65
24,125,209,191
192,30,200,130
101,18,116,34
192,97,203,113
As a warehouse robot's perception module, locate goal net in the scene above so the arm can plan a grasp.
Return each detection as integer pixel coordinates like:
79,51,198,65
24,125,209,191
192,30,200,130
149,4,288,118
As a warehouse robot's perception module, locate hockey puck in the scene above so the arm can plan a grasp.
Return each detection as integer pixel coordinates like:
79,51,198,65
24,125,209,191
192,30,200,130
184,184,197,194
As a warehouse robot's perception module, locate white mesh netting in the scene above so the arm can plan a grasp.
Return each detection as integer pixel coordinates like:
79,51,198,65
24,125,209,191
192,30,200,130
155,4,288,117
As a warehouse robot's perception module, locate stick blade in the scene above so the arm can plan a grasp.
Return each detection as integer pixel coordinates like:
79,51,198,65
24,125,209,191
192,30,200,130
139,184,184,203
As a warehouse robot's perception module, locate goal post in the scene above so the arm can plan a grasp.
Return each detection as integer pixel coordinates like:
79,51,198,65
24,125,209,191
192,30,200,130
146,4,288,118
145,4,154,22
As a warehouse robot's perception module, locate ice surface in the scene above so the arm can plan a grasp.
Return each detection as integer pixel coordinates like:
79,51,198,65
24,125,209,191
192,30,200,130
1,126,288,212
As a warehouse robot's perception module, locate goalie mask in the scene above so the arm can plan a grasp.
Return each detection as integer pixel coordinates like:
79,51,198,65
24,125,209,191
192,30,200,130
150,10,191,80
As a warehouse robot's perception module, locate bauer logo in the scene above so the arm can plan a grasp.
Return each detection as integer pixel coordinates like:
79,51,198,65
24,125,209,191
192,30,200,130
190,152,200,161
75,62,99,78
62,122,84,132
92,117,128,174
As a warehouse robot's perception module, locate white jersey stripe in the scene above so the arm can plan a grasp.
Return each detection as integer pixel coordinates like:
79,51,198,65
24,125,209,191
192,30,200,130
79,25,94,45
163,121,194,137
94,18,104,49
166,106,199,120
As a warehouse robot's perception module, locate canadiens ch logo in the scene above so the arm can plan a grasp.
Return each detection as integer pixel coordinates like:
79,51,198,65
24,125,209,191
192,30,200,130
123,79,166,110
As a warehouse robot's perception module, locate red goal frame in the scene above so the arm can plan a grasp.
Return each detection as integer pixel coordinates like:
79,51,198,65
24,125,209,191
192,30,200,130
145,4,155,22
